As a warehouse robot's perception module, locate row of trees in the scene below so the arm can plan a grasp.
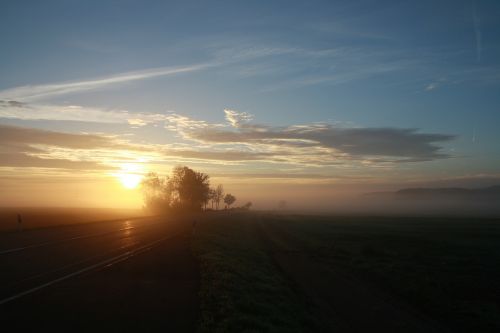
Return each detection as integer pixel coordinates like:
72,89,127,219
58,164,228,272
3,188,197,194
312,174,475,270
141,166,249,213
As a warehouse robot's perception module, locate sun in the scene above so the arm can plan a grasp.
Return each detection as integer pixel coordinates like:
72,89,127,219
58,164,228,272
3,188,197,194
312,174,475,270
118,173,142,189
114,163,144,189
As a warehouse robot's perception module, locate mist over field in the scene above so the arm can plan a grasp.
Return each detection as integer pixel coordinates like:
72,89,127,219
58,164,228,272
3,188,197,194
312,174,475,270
225,182,500,216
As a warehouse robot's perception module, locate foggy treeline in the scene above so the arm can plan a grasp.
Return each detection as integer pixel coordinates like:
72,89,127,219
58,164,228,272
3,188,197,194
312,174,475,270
141,166,251,213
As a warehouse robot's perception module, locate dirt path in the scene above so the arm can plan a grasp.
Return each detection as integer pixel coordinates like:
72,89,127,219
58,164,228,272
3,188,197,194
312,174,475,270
256,220,444,333
1,221,199,332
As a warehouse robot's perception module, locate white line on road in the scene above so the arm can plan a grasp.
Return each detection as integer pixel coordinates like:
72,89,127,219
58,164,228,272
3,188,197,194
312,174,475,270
0,220,161,255
0,231,183,306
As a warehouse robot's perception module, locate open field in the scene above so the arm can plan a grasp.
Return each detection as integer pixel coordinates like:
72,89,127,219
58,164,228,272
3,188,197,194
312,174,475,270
193,212,500,332
0,207,147,231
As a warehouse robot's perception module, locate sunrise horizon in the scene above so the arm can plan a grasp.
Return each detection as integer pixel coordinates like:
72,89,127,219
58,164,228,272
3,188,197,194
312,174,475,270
2,2,500,331
2,1,500,211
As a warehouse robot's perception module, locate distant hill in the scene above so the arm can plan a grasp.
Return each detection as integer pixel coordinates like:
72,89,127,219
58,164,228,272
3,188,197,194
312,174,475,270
366,185,500,202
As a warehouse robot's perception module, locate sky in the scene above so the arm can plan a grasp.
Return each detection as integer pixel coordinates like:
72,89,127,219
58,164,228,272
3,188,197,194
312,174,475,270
1,0,499,209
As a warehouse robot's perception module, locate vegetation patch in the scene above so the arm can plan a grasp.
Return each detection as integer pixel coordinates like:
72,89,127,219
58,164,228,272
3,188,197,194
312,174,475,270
192,213,314,333
268,215,500,332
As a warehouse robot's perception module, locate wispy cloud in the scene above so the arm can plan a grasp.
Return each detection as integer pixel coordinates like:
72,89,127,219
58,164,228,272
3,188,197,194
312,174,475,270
0,63,211,101
214,39,500,92
0,104,456,175
0,124,128,150
1,38,494,105
224,109,253,128
424,77,447,91
0,97,456,165
0,44,354,101
0,124,133,170
0,152,113,170
164,110,455,163
425,83,437,91
0,100,174,126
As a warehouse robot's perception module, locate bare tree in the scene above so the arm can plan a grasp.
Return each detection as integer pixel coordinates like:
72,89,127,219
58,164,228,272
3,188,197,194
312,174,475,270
208,188,216,210
214,184,224,210
141,172,171,213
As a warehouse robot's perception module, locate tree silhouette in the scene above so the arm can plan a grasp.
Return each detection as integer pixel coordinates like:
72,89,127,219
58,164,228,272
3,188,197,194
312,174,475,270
214,184,224,210
141,167,248,213
242,201,252,210
224,193,236,209
170,166,210,210
141,172,170,213
141,166,210,212
208,188,216,209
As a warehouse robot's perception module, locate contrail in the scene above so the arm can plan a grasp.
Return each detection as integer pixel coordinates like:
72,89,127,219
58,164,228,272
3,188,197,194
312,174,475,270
0,62,213,101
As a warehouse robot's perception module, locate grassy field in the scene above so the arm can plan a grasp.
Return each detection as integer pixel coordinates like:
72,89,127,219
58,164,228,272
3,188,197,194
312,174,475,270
192,212,317,332
0,207,146,231
193,212,500,332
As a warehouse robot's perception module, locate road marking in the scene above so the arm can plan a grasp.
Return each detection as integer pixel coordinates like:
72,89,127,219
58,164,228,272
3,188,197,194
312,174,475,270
10,240,143,287
0,231,183,306
0,220,162,255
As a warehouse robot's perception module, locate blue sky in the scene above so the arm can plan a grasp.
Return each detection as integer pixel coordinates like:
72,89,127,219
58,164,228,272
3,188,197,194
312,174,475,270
1,0,499,207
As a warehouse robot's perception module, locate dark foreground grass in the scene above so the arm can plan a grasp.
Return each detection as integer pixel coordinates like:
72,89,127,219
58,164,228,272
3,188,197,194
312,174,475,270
264,214,500,332
192,212,315,333
193,212,500,332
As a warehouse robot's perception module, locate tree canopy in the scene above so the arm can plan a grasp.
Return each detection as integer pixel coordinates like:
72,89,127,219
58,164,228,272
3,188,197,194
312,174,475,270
224,193,236,209
141,166,209,212
141,166,242,213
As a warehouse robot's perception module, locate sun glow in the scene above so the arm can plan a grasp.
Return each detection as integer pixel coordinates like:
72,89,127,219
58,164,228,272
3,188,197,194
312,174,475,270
114,163,144,189
119,173,142,189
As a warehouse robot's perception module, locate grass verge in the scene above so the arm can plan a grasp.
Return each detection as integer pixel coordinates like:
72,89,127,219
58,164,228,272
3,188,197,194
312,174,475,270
192,212,315,333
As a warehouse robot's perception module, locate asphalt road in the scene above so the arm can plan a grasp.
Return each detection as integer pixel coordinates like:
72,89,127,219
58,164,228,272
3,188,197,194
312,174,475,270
0,216,199,331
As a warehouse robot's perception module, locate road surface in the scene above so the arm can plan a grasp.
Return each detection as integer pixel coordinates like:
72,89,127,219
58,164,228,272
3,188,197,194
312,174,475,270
0,216,199,331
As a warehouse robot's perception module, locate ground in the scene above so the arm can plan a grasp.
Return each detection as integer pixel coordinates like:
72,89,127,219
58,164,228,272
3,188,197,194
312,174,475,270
1,210,499,332
193,212,500,332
